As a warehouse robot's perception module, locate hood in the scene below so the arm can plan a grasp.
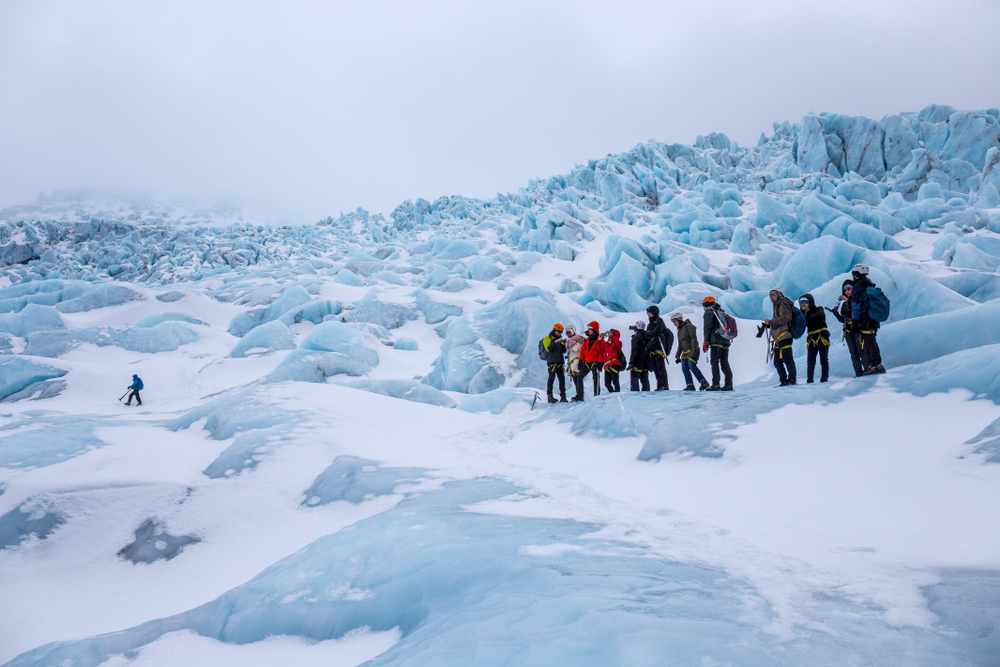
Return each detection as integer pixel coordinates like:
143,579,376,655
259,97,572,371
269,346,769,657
587,321,600,334
646,305,659,317
608,329,620,342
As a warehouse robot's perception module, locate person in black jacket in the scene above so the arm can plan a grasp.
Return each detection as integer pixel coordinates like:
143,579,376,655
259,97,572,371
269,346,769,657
701,297,733,391
798,294,830,383
827,280,866,377
644,305,673,390
541,323,567,403
627,321,650,391
849,264,885,375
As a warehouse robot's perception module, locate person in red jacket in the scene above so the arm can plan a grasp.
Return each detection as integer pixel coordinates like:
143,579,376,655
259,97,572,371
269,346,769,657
602,328,623,393
572,321,603,402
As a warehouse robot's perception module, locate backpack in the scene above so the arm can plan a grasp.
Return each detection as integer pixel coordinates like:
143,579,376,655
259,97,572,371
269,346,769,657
789,304,807,339
866,286,890,322
713,309,739,341
537,338,547,360
134,377,144,390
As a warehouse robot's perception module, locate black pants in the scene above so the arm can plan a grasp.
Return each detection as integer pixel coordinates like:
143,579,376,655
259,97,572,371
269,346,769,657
630,369,650,391
649,351,668,390
710,345,733,388
807,343,829,382
604,365,620,393
575,362,601,399
126,390,142,405
773,339,796,383
858,331,882,368
547,363,566,398
844,330,866,376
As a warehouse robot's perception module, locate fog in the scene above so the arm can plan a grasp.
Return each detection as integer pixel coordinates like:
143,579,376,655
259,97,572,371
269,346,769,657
1,0,998,222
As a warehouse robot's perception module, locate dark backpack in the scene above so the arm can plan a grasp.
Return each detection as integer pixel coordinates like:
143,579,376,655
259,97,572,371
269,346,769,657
714,309,739,341
789,305,807,339
537,338,547,360
866,286,890,322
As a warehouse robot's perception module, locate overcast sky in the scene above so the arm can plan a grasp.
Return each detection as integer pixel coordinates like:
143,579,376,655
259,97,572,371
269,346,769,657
1,0,998,222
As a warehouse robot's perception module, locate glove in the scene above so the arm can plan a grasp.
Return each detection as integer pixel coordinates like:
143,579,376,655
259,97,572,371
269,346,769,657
674,356,681,365
702,341,709,353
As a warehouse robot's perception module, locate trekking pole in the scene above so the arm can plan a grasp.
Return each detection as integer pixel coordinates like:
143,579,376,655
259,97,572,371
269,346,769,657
531,391,540,411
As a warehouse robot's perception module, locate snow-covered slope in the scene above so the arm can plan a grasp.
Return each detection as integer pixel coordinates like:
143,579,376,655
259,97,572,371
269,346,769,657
1,104,999,666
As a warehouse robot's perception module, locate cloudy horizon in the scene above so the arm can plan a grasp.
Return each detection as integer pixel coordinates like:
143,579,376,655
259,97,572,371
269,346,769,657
2,0,998,222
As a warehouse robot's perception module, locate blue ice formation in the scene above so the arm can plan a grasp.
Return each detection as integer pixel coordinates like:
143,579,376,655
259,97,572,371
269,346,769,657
0,415,111,469
276,299,342,326
0,357,67,401
339,379,454,408
155,290,185,302
9,477,998,666
24,321,200,357
966,416,1000,463
117,519,201,564
0,304,65,337
302,456,426,505
134,312,208,328
169,387,305,441
345,289,417,330
393,336,419,351
413,290,462,325
427,285,567,394
228,320,297,358
227,285,313,337
203,426,293,478
266,322,380,383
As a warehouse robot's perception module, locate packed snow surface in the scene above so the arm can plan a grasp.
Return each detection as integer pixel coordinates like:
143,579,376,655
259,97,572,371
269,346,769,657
1,104,1000,666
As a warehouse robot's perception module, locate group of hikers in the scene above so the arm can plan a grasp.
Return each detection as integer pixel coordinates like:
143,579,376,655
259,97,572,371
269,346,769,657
539,263,888,403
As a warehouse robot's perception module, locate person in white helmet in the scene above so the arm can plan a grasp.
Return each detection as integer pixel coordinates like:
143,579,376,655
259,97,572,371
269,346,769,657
764,287,797,386
849,264,886,375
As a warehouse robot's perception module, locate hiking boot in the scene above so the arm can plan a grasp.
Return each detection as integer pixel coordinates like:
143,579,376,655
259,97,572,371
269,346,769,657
559,396,568,403
683,384,696,391
571,396,584,402
721,385,734,391
867,364,886,375
788,379,797,385
820,377,828,383
778,380,789,387
806,379,814,384
699,380,710,391
547,395,558,404
706,385,721,391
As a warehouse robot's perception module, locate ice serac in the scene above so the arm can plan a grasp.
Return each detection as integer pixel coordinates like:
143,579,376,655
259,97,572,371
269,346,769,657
796,114,830,173
427,285,567,393
883,114,920,171
267,321,379,383
771,236,868,298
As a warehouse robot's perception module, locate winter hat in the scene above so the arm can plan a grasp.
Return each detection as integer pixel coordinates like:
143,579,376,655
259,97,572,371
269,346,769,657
646,305,660,317
669,311,683,321
702,296,716,305
586,321,600,334
552,323,564,332
769,287,785,297
634,320,646,330
132,374,138,378
841,279,853,293
798,294,816,308
852,263,870,275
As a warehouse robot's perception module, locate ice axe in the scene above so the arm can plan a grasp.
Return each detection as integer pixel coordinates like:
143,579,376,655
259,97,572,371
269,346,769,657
118,389,130,402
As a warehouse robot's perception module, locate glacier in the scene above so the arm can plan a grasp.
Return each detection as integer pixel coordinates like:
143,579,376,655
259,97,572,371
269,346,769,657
0,104,999,666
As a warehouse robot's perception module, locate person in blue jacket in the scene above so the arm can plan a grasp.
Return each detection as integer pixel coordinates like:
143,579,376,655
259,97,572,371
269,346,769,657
125,374,143,406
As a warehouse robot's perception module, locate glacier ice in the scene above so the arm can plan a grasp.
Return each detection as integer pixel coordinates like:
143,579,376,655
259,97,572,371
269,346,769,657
339,380,455,408
228,320,297,358
302,456,426,506
0,501,63,550
0,357,67,401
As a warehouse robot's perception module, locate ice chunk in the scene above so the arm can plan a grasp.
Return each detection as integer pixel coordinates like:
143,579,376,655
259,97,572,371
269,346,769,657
134,312,208,328
467,256,503,282
346,289,417,330
414,290,462,325
428,285,567,393
0,357,67,400
334,268,363,286
728,221,763,255
0,501,63,550
585,252,651,312
169,388,303,441
796,114,830,173
117,519,201,563
0,304,65,337
886,343,1000,404
950,243,1000,272
755,243,786,272
435,239,479,260
155,291,186,302
54,284,143,313
229,320,297,358
772,237,868,298
882,114,920,171
228,286,313,337
558,278,582,294
302,456,426,506
393,337,419,351
276,299,343,326
835,181,882,206
267,322,380,383
750,193,796,232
